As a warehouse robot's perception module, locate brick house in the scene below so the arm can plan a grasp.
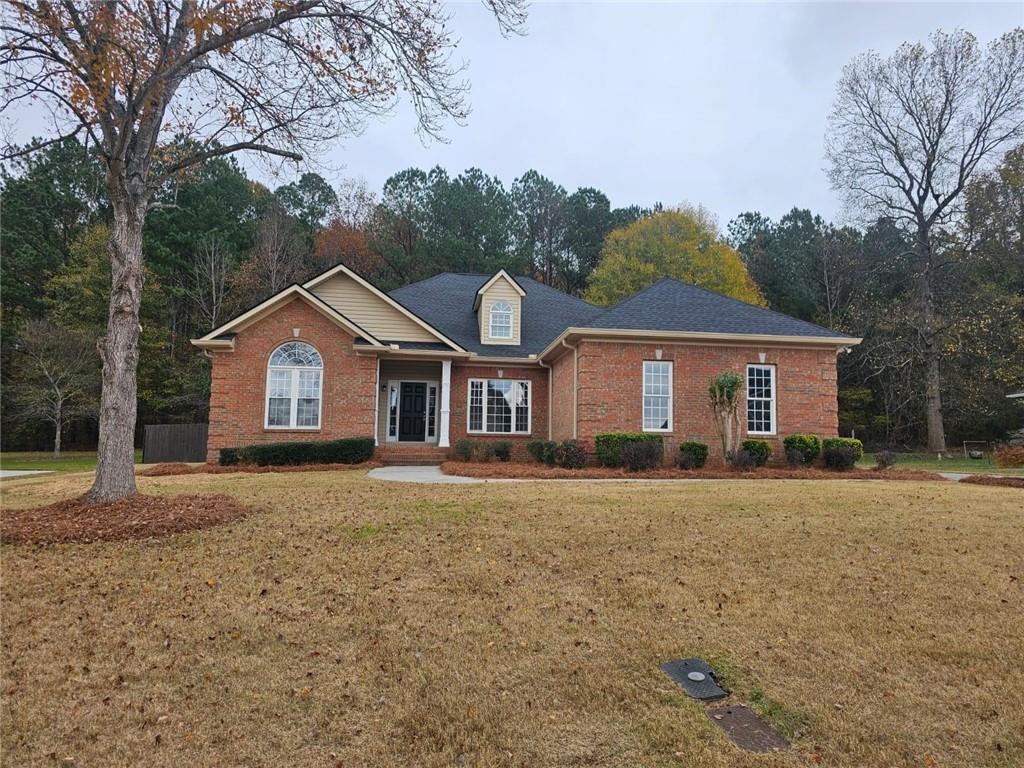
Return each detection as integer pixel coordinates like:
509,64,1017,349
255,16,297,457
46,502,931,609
192,264,860,464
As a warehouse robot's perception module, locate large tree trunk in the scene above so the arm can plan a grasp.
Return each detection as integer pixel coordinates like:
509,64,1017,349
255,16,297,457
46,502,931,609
53,405,61,458
916,228,947,455
86,193,145,501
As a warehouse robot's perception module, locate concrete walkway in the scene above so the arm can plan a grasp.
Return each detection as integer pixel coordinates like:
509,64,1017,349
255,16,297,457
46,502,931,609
0,469,54,479
368,465,483,484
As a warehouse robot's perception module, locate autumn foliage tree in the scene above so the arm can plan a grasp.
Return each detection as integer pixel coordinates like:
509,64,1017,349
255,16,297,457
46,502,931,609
585,207,764,307
0,0,526,500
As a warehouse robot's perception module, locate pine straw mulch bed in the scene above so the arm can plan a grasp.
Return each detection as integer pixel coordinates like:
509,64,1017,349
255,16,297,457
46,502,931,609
1,493,253,545
441,461,948,481
959,474,1024,489
136,460,381,477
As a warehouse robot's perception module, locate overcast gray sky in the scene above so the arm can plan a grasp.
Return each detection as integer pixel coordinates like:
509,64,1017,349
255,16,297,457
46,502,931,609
322,1,1022,226
8,2,1022,228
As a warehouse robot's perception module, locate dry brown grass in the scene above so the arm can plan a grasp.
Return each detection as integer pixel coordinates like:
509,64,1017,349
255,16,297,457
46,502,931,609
2,471,1022,767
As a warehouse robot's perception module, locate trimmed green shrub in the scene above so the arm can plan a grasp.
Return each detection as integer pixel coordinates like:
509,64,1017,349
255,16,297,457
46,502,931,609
219,447,241,466
784,447,803,468
492,441,512,462
823,445,857,471
221,437,374,466
526,440,546,463
678,441,709,470
822,437,864,463
555,439,587,469
783,434,822,465
540,440,557,466
728,448,755,471
454,438,475,461
622,440,663,471
741,439,772,467
595,432,663,467
525,439,557,465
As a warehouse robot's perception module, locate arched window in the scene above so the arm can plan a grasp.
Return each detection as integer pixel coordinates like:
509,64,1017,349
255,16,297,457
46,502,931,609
265,342,323,428
489,301,513,339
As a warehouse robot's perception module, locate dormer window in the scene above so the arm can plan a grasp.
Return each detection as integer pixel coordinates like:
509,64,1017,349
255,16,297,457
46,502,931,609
476,270,525,345
489,301,513,339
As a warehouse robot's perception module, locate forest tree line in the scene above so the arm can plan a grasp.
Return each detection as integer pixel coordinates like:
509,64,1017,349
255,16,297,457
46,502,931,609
2,138,1021,451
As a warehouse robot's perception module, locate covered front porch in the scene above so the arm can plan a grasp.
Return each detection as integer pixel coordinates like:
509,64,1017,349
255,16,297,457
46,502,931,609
374,357,453,449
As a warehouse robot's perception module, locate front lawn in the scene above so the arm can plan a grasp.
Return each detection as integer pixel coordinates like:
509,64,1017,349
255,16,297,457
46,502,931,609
1,472,1021,767
859,451,1024,476
0,450,143,474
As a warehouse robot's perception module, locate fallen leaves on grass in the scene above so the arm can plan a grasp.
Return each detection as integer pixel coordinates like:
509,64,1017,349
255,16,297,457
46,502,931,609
0,494,252,544
441,461,948,482
959,475,1024,489
137,460,381,477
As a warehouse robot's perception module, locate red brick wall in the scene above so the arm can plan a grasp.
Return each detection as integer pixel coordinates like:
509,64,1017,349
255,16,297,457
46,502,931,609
549,352,575,441
449,363,550,460
575,341,839,464
206,298,377,461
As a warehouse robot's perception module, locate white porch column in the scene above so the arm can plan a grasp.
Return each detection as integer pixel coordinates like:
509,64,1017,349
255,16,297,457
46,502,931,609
439,358,452,448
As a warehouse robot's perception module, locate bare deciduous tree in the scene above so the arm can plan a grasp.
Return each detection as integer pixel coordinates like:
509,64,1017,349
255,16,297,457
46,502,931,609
231,201,309,305
0,0,526,499
185,235,232,330
10,320,99,457
826,28,1024,454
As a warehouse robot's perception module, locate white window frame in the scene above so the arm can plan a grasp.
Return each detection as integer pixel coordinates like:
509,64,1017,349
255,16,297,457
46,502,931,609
746,363,777,436
642,360,673,433
467,378,531,435
264,342,323,430
489,301,513,339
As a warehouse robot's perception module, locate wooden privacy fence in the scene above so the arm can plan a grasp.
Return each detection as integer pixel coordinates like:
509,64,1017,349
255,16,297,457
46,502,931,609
142,424,209,464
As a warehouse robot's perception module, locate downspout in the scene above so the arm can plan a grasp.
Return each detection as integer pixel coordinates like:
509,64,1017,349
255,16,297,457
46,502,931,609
538,358,553,440
372,355,381,447
561,339,578,439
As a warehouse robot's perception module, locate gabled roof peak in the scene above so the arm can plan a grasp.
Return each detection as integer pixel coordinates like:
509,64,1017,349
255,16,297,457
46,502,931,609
472,269,526,311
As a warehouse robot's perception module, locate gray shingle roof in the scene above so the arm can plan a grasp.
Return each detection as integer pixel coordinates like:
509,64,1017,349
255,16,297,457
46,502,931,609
390,273,849,356
581,278,849,338
390,273,603,357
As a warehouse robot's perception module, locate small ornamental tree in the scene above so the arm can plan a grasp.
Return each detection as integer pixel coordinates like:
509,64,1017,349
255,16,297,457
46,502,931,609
709,371,744,461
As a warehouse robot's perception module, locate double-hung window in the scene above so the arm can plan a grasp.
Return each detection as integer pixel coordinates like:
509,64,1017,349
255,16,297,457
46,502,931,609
746,364,775,434
468,379,530,434
265,342,323,429
489,301,513,339
642,361,672,432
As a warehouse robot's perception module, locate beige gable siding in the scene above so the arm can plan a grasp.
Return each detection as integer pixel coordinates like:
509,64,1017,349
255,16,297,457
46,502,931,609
311,274,438,342
478,278,522,345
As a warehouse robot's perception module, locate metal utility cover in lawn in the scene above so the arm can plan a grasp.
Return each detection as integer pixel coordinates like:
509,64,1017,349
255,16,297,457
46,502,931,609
705,705,789,753
660,658,728,700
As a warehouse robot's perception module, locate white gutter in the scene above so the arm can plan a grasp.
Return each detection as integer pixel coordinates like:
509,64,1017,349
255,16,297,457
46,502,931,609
538,327,863,362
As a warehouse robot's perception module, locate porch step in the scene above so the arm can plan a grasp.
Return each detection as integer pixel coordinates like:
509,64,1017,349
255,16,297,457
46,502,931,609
377,445,450,466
